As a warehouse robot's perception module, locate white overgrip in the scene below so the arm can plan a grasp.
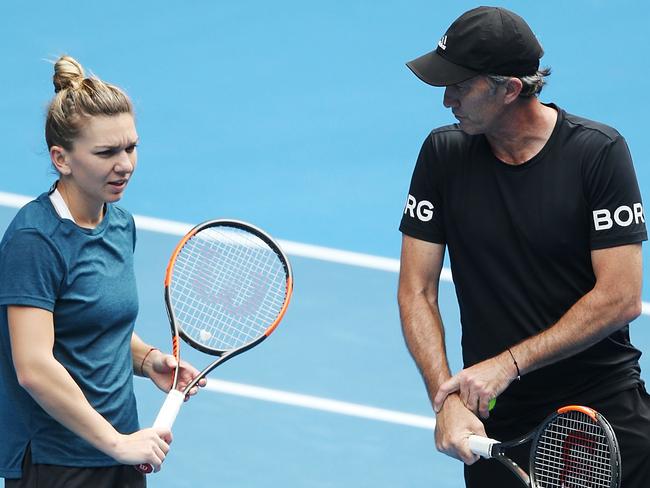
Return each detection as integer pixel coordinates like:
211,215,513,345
468,434,499,458
152,389,185,430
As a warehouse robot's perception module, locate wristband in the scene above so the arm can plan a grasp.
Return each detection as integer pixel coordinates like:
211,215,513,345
507,347,521,381
139,347,159,376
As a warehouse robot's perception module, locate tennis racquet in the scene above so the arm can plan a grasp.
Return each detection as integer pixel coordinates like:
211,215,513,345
136,219,293,474
465,405,621,487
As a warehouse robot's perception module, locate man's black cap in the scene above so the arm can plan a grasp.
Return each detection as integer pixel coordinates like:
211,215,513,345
406,6,544,87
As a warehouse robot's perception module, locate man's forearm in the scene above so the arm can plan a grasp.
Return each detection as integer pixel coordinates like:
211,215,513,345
399,293,453,404
511,282,641,377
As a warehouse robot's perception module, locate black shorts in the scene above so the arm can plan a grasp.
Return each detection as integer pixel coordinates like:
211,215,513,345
4,445,146,488
464,385,650,488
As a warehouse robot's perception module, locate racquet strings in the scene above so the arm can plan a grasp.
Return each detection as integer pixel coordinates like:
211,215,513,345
170,225,289,351
533,409,614,488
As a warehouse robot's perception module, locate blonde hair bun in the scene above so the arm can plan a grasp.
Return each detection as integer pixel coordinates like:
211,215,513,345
53,55,85,93
46,54,133,150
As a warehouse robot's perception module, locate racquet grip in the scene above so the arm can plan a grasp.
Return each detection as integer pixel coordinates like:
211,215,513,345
135,463,154,474
152,389,185,430
468,434,498,458
134,390,185,475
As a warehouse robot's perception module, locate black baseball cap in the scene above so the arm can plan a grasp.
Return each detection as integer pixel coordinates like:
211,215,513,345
406,6,543,87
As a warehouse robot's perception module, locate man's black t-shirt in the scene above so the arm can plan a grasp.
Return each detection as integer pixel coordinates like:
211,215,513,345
399,104,647,416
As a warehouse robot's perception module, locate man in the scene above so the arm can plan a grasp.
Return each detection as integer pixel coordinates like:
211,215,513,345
398,6,650,487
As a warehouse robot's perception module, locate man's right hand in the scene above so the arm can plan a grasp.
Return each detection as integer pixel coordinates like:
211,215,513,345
434,393,487,465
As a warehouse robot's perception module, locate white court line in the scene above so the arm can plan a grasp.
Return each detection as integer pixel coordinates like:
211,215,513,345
2,190,646,294
206,379,435,430
3,190,650,430
0,192,32,208
0,191,454,281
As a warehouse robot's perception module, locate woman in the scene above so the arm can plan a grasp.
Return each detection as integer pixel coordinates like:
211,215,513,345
0,55,204,487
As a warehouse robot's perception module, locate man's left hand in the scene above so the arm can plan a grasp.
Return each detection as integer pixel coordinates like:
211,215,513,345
433,352,517,418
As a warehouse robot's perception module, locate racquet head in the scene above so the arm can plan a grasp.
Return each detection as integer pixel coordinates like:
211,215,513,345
165,219,293,358
529,405,621,488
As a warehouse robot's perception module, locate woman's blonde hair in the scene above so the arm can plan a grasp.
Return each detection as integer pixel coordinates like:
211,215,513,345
45,55,133,150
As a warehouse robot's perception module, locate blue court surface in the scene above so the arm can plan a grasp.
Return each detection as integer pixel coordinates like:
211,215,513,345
2,1,650,486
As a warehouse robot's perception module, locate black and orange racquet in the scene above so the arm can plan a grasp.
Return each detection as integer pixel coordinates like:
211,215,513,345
136,219,293,474
467,405,621,487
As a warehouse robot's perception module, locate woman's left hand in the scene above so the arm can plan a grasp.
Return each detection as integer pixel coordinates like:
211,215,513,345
146,351,207,401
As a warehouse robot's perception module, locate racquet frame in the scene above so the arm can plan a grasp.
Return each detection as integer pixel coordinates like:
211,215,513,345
164,219,293,394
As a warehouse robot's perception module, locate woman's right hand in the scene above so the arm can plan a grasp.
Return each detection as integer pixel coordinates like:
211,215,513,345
108,428,172,472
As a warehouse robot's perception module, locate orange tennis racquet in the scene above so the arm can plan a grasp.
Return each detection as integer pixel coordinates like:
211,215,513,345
136,219,293,474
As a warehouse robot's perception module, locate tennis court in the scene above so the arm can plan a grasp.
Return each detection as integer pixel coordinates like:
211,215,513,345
1,1,649,486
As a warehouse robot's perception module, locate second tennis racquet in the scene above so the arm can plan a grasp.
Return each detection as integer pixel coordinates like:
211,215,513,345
466,405,621,487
